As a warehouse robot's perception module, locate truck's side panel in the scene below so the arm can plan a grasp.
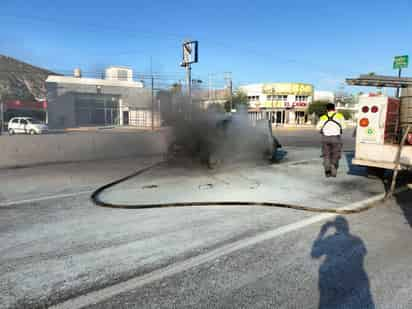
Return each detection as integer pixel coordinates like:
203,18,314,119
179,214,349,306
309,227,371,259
353,95,411,170
355,143,412,167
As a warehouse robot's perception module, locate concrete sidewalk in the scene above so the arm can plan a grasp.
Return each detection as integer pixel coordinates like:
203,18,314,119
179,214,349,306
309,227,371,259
100,153,385,211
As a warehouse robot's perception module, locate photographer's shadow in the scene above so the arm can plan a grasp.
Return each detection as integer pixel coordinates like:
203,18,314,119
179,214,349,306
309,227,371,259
311,216,375,309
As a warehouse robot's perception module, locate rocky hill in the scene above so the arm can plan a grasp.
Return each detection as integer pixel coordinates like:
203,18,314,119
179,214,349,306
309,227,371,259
0,55,56,101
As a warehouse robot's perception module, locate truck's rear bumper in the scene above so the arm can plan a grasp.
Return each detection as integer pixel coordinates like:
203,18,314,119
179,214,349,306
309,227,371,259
352,158,397,170
353,143,412,170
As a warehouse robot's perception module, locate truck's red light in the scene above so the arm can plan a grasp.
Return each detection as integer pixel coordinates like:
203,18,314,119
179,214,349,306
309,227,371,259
359,118,369,127
407,133,412,145
362,106,369,113
371,106,378,113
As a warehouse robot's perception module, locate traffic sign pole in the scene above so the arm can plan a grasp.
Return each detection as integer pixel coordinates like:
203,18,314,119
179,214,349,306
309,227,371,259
181,40,198,119
393,55,408,98
396,68,402,98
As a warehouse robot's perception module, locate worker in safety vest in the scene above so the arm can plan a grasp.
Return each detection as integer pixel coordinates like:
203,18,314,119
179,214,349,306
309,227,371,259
317,103,346,177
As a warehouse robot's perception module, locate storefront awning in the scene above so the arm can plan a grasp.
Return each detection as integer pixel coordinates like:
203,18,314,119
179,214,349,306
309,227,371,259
5,100,47,111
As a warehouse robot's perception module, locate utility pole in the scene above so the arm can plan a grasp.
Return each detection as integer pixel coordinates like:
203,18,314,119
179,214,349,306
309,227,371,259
224,72,232,111
0,100,3,135
151,75,154,130
150,56,154,130
208,73,212,103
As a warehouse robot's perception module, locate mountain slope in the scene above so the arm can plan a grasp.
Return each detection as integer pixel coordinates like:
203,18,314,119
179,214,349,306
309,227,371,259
0,55,57,101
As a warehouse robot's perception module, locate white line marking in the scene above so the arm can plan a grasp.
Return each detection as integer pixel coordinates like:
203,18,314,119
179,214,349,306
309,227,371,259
51,187,410,309
0,190,93,207
52,213,335,309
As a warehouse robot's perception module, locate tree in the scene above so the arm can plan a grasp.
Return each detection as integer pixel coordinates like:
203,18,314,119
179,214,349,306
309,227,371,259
0,83,13,101
224,89,248,112
170,83,182,95
340,109,352,120
308,101,328,118
308,101,352,121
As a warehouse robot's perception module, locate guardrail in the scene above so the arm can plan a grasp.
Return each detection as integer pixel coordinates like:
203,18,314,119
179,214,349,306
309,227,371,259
0,128,172,168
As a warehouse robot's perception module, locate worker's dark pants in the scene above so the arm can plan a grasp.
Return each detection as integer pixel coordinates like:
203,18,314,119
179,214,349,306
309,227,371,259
321,135,342,172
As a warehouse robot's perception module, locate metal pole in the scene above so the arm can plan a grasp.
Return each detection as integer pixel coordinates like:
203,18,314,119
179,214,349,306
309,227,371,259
229,79,233,111
186,64,192,119
187,64,192,105
208,74,211,102
151,75,154,130
396,68,402,98
0,101,3,135
224,72,233,112
150,56,155,130
157,98,161,126
386,125,411,200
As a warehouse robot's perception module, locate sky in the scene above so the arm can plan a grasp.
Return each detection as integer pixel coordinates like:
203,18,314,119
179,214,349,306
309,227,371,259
1,0,411,92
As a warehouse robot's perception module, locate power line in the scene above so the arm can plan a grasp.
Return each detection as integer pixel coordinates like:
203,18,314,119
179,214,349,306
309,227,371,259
3,14,347,74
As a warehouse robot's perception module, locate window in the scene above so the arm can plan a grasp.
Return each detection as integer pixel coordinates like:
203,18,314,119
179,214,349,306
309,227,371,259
271,95,287,101
75,94,120,126
248,96,259,101
20,119,28,125
30,119,43,124
295,96,308,102
12,119,19,124
117,69,128,81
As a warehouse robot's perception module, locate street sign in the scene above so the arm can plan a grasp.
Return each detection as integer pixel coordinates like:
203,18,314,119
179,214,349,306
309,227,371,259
181,41,198,66
393,55,408,69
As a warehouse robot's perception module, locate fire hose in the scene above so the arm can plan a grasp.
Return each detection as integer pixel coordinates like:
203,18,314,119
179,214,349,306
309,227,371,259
91,160,382,214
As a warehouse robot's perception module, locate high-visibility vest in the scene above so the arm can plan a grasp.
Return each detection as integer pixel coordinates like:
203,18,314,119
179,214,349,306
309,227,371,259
320,112,343,135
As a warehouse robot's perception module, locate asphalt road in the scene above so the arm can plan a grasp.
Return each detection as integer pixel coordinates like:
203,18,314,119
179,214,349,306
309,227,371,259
273,127,355,149
1,129,412,309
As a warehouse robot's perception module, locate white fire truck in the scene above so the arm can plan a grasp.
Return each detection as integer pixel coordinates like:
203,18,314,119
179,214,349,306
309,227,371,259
347,75,412,186
352,94,412,170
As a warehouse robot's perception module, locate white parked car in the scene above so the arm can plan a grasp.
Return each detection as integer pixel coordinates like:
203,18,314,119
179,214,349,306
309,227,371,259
8,117,48,135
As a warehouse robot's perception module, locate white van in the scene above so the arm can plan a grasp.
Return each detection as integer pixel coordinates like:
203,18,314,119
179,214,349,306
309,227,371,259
8,117,49,135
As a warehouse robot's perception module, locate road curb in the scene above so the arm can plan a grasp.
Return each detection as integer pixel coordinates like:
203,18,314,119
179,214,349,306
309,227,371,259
337,186,409,213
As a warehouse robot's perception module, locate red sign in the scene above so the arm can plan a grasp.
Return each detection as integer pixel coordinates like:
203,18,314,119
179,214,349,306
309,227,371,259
292,102,307,107
5,100,47,111
284,102,308,108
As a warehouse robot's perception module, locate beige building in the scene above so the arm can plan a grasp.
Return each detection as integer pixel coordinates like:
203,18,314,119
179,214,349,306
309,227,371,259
240,82,314,125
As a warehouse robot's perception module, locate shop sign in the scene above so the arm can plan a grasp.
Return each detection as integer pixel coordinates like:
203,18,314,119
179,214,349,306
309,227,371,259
262,83,313,96
264,101,285,108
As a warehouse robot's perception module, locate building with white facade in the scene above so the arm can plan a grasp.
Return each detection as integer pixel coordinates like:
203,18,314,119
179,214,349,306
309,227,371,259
336,93,361,121
314,90,335,103
240,82,314,125
46,67,160,129
105,66,134,82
